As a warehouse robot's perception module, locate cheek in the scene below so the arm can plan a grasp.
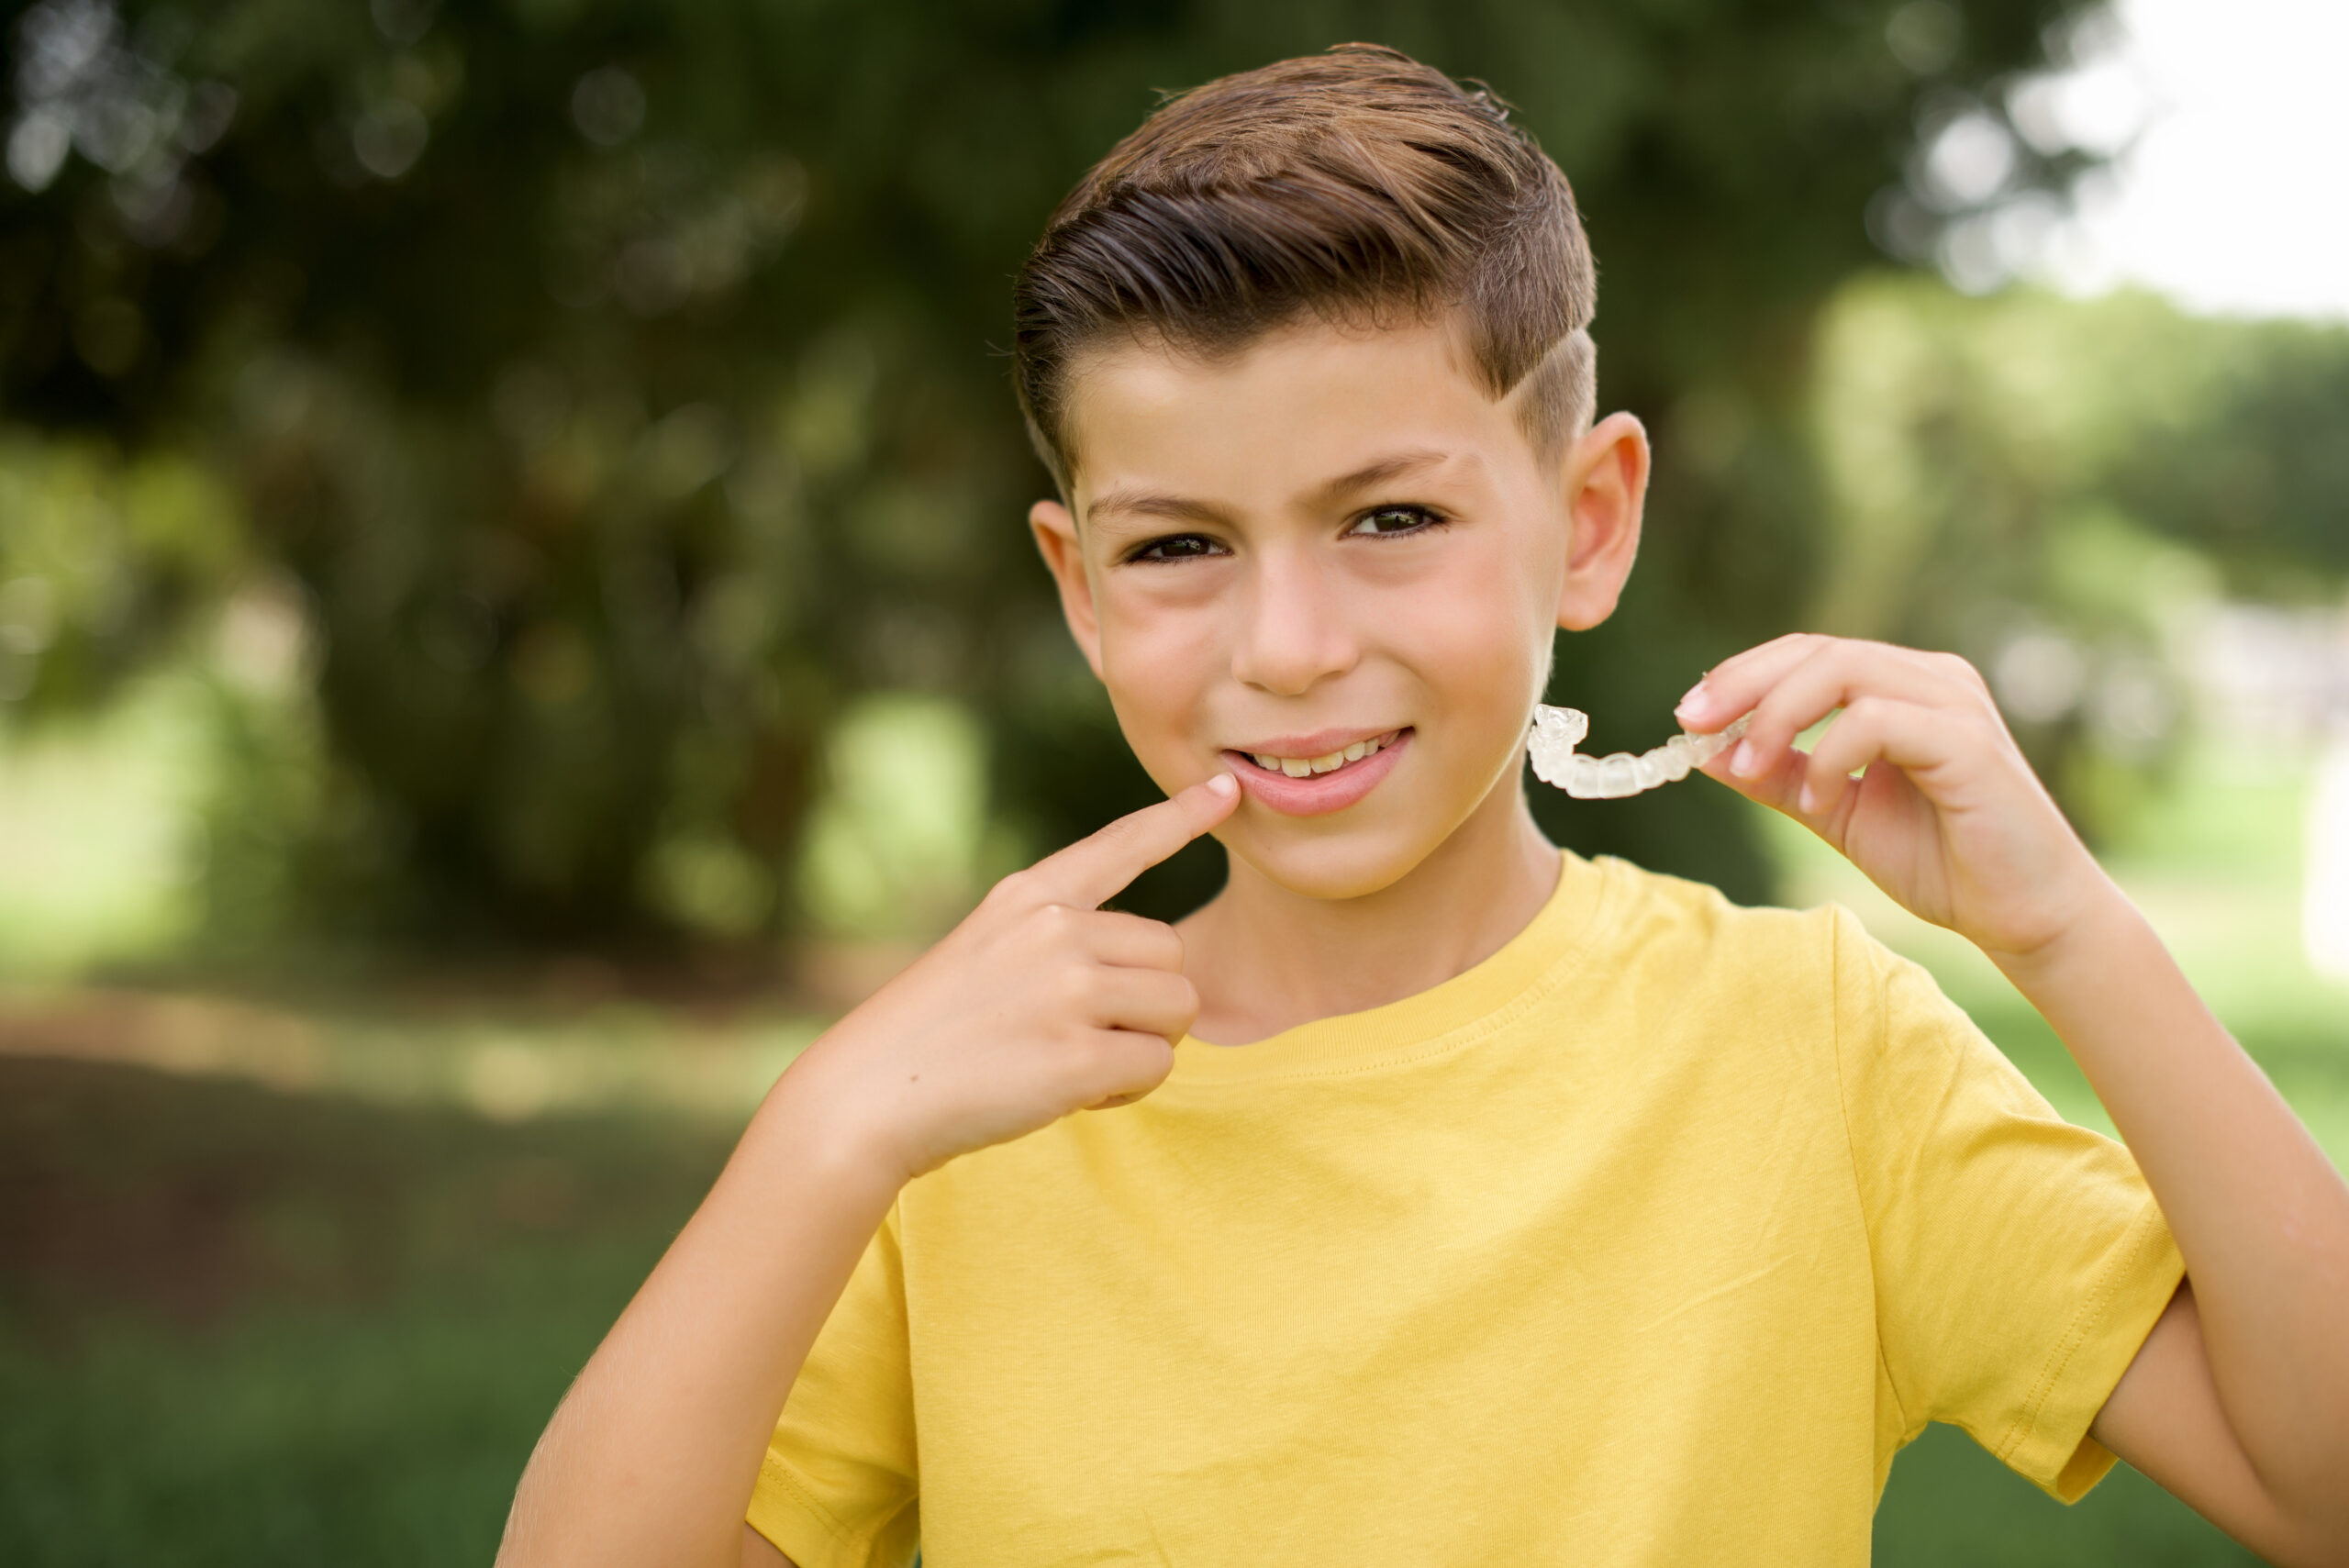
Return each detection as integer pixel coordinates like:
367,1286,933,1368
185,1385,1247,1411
1396,544,1554,720
1094,582,1224,751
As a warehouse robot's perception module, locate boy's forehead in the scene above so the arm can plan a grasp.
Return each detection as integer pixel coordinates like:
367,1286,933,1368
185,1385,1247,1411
1063,317,1529,517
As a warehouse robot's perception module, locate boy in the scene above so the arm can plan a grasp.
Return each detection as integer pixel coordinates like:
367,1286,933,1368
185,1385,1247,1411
500,45,2349,1567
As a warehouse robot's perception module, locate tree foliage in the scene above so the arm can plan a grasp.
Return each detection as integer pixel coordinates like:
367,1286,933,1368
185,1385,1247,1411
1807,277,2349,841
0,0,2104,949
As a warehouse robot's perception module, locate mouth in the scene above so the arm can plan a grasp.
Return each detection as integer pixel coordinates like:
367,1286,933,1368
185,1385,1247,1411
1219,728,1412,817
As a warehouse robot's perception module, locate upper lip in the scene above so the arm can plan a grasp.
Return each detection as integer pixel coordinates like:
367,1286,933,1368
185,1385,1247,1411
1223,725,1408,759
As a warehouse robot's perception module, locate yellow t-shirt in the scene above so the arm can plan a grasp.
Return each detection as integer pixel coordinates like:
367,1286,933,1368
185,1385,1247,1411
750,848,2184,1566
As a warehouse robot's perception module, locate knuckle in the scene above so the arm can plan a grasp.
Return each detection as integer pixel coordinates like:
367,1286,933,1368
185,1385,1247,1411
1030,901,1081,942
1057,958,1101,1010
1091,813,1145,857
1936,651,1993,700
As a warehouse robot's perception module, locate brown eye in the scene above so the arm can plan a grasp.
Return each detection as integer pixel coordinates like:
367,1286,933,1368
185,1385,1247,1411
1130,534,1220,562
1348,506,1443,538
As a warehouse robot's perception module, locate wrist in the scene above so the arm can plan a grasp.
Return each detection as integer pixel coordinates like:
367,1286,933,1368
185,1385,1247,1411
744,1030,914,1208
1983,871,2144,995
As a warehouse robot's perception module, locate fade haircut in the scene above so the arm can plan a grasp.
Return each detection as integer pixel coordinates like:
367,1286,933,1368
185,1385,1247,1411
1012,42,1598,498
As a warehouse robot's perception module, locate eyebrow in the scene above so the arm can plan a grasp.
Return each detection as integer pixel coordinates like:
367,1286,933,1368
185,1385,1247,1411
1085,448,1455,532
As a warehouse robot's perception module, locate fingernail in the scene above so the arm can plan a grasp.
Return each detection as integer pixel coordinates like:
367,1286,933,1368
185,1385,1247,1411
1206,772,1238,798
1798,782,1817,813
1675,680,1709,718
1730,740,1758,778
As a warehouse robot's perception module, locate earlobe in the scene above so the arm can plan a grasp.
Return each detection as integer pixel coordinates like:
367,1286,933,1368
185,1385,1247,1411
1555,411,1650,632
1029,499,1107,678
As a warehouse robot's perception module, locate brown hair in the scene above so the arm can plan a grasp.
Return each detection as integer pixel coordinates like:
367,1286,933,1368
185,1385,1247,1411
1012,43,1598,496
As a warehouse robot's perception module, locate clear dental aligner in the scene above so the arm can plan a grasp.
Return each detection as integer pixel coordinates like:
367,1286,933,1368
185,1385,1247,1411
1525,704,1753,800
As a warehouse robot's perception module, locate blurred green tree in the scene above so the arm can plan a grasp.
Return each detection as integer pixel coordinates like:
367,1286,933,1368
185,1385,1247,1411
1807,276,2349,842
1,0,2110,949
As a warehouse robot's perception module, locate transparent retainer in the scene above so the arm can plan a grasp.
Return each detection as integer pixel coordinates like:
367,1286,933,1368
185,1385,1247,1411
1525,705,1752,799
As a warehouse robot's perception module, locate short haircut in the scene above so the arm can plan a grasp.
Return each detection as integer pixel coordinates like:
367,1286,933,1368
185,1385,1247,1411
1012,42,1598,498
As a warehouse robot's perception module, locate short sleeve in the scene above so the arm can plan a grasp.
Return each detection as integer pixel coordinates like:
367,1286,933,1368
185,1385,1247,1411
747,1204,919,1567
1829,905,2186,1502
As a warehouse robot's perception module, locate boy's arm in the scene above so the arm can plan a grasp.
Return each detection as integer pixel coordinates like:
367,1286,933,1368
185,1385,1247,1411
1679,637,2349,1567
496,1049,896,1568
495,776,1239,1568
2013,889,2349,1564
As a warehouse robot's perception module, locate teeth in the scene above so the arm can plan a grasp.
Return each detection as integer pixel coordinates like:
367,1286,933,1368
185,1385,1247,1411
1247,733,1392,777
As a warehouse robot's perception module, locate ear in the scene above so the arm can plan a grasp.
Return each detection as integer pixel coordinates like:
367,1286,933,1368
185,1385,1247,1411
1029,498,1107,679
1555,411,1650,632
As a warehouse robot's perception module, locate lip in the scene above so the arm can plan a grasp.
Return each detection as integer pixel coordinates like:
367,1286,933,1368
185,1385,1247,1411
1221,727,1412,817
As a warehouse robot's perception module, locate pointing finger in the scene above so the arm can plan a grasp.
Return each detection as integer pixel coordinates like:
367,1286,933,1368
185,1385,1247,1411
1028,773,1240,911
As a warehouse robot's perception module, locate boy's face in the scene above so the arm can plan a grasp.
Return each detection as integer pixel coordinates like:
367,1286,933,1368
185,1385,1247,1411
1030,317,1647,902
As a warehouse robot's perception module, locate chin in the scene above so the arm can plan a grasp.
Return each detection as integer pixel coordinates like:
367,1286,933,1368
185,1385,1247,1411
1219,814,1453,903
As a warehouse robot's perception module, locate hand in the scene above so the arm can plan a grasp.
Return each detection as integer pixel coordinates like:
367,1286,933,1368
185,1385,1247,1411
792,772,1241,1185
1674,634,2118,965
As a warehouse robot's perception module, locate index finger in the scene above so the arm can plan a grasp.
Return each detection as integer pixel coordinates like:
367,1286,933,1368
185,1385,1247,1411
1029,772,1241,911
1673,633,1826,731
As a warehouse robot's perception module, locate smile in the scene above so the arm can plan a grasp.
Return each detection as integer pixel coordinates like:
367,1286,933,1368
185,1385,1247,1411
1220,728,1412,817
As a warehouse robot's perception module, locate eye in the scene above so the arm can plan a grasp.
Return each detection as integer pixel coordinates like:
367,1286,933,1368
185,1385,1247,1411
1126,533,1225,563
1347,504,1447,539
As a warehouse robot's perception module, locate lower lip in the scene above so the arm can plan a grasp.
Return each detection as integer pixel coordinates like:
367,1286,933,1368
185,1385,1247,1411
1222,729,1411,817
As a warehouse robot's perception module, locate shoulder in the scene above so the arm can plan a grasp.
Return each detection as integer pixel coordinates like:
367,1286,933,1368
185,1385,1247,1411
1583,851,1848,978
1559,853,1878,1072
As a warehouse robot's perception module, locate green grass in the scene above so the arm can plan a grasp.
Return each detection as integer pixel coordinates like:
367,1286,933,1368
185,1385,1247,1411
1873,1426,2262,1567
0,1058,729,1567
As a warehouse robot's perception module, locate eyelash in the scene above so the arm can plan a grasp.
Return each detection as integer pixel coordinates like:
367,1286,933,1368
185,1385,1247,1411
1121,505,1452,564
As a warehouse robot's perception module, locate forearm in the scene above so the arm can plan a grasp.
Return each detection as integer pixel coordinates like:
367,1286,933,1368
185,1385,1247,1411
1994,884,2349,1520
497,1038,903,1568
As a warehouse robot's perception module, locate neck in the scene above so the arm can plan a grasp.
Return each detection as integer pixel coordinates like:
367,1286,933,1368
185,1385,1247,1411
1179,784,1564,1046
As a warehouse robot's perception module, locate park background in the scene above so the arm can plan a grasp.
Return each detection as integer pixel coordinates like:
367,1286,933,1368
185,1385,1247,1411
1,0,2343,1561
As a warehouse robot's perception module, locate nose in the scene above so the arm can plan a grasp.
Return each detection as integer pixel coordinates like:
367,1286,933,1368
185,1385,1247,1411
1229,544,1360,696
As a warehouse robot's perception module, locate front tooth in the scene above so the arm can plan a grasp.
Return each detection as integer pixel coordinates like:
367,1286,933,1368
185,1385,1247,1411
1280,757,1313,778
1343,740,1367,762
1252,753,1281,772
1309,750,1346,773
